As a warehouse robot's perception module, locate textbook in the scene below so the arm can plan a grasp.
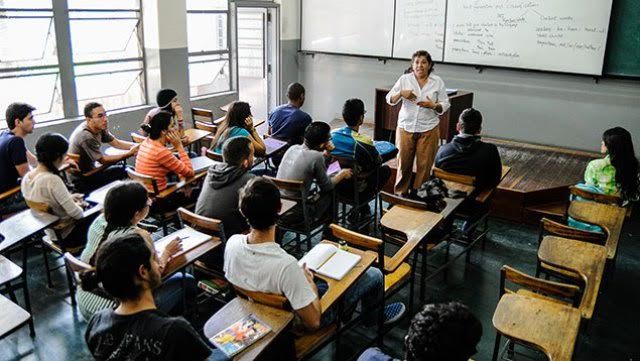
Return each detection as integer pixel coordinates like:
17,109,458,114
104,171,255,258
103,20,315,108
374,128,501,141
154,227,210,258
210,314,271,357
298,243,361,280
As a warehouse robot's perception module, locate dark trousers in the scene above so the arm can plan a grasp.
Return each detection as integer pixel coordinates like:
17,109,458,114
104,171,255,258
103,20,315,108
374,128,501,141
72,165,128,194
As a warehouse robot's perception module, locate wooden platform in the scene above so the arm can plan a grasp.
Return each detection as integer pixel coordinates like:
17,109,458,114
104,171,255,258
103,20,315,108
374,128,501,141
487,138,599,223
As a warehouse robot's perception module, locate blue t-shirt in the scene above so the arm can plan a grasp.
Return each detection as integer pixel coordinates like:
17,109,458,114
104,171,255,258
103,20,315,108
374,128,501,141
0,130,28,193
213,127,251,153
268,104,312,144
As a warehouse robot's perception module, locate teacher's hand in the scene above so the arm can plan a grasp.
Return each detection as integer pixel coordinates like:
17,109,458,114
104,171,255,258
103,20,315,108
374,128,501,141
417,100,438,109
400,90,417,101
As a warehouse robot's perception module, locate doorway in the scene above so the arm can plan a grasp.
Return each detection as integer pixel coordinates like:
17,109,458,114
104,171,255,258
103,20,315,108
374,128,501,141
236,5,279,121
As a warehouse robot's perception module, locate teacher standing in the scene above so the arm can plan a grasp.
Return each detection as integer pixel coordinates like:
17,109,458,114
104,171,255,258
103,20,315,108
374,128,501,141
386,50,450,194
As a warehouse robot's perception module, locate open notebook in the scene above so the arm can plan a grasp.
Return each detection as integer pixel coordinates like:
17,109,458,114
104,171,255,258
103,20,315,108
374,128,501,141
298,243,361,280
154,227,211,258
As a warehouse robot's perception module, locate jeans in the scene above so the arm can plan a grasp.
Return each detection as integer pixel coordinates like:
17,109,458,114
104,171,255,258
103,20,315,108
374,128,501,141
154,272,198,315
317,267,384,327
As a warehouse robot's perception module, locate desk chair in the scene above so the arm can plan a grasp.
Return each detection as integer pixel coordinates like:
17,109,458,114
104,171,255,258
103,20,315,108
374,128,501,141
63,252,116,308
265,176,334,255
233,286,338,361
432,168,488,260
177,208,228,278
493,265,582,361
536,217,607,281
25,200,87,305
191,107,215,125
333,156,380,232
204,149,223,162
329,224,412,342
0,255,35,337
569,185,633,219
66,153,108,178
194,121,217,149
0,294,32,341
0,186,22,221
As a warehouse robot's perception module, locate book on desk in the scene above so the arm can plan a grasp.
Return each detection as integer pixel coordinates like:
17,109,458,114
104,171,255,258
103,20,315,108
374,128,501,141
210,314,272,358
299,243,361,280
154,227,211,258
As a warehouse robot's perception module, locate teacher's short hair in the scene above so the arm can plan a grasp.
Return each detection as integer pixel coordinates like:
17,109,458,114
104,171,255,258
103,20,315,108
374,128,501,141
459,108,483,135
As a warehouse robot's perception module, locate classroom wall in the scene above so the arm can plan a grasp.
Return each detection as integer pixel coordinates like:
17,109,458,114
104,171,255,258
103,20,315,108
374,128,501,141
278,0,640,156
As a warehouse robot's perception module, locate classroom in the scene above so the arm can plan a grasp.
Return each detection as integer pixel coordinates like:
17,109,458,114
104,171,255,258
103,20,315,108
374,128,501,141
0,0,638,360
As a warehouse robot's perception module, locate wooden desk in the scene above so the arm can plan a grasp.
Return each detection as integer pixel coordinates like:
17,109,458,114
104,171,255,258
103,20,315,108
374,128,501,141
279,199,297,216
374,87,473,143
538,236,606,319
183,128,212,146
204,297,294,361
567,200,626,261
493,293,581,361
103,146,131,157
155,227,222,279
214,117,266,129
0,255,22,286
264,137,288,157
380,206,443,244
85,180,124,204
157,171,208,199
0,294,31,339
0,209,59,253
314,240,377,313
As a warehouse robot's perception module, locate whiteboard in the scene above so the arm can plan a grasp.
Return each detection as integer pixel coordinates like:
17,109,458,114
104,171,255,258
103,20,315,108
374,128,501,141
301,0,395,57
444,0,614,75
393,0,447,61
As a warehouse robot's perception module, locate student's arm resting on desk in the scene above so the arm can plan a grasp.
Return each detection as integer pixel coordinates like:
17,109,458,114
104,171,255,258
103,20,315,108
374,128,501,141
109,137,138,151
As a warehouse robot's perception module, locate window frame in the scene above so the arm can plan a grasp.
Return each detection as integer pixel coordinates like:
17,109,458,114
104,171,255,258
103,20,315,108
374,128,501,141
187,1,233,99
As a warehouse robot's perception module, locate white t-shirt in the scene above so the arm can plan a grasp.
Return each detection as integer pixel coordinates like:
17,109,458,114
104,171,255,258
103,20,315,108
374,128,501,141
223,234,317,310
385,73,451,133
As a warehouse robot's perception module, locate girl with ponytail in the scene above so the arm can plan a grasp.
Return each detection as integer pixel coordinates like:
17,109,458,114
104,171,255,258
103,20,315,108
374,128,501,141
21,133,91,247
77,181,195,321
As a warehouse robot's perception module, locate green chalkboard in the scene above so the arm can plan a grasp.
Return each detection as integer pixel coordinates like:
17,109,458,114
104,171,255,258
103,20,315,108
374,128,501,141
603,0,640,77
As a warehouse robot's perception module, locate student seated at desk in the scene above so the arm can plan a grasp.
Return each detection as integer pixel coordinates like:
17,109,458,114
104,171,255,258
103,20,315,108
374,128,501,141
0,103,38,216
332,98,392,204
358,302,482,361
268,82,312,145
209,101,266,156
82,234,227,361
141,88,187,136
78,181,196,321
136,111,194,192
277,122,352,227
224,177,406,331
569,127,639,231
434,108,502,192
21,133,91,248
196,137,255,237
68,102,139,193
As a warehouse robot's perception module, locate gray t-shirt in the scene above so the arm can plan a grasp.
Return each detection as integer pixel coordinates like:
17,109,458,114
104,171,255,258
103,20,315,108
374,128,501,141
276,144,333,198
69,122,115,174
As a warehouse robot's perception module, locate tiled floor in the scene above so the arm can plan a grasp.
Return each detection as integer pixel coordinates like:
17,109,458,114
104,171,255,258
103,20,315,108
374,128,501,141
2,213,639,360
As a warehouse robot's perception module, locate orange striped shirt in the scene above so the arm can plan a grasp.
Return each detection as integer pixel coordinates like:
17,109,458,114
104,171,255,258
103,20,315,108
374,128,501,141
135,138,194,192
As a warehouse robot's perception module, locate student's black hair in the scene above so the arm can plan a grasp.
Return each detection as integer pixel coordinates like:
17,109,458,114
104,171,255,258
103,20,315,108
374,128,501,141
304,121,331,150
405,302,482,361
222,136,253,167
287,82,306,101
140,111,172,140
411,50,434,75
35,133,69,175
5,102,35,130
459,108,483,135
602,127,640,200
239,177,281,231
83,102,103,119
80,233,153,301
226,101,252,129
342,98,366,127
90,181,149,265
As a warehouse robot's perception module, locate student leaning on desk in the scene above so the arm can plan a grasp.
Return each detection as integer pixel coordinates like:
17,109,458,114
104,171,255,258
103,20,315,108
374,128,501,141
223,177,406,331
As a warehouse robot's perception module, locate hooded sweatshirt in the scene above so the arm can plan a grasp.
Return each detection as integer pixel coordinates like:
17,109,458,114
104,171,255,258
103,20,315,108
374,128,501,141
195,162,255,236
434,134,502,191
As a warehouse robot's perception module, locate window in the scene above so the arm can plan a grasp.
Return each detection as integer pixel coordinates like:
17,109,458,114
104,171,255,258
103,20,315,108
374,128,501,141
0,1,63,124
68,0,145,113
187,0,231,98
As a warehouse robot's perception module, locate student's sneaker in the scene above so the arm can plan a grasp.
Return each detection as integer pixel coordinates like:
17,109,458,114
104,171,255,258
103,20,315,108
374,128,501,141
383,302,406,325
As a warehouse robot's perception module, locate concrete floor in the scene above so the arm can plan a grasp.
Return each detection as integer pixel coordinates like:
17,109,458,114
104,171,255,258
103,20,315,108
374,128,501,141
1,211,639,360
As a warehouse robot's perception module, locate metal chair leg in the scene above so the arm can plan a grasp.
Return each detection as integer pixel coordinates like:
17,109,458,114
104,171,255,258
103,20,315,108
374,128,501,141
41,243,53,288
492,332,502,361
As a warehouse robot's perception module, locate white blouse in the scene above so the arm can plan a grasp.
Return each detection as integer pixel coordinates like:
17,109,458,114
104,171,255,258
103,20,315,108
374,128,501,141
386,73,451,133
